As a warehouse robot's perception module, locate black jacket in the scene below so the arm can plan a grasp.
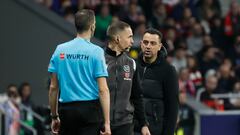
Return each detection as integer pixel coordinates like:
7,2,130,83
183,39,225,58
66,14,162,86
105,47,147,127
137,49,179,135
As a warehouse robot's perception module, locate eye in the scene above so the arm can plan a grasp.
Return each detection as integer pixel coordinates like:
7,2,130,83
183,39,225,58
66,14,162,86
150,41,157,46
143,40,149,45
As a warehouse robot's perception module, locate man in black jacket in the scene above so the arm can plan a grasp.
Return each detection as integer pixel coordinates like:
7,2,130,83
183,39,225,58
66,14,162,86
105,21,150,135
136,28,179,135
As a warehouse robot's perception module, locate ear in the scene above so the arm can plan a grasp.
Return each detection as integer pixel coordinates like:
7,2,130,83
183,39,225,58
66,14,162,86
158,43,162,51
116,35,120,43
91,24,95,31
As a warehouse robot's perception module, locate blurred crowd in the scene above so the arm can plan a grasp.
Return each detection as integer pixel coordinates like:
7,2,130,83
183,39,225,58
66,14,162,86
0,83,50,135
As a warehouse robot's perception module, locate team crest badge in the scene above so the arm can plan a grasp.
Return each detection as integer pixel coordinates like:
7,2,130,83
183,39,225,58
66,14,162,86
123,65,131,80
123,65,130,72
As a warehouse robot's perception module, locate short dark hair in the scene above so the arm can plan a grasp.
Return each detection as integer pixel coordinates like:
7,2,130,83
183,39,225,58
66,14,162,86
7,84,18,97
144,28,163,42
18,82,30,97
75,9,95,33
107,21,130,41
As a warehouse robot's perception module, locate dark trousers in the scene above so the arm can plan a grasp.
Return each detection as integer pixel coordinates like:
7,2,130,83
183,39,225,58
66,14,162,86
111,123,134,135
59,100,102,135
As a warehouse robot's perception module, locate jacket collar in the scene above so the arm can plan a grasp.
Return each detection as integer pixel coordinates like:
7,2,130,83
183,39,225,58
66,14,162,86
105,46,123,57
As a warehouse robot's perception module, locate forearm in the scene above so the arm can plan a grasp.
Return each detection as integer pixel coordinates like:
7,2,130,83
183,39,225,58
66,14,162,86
49,86,59,116
99,88,110,124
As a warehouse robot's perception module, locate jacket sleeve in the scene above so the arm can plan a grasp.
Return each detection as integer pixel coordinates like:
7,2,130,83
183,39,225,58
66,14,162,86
163,65,179,135
131,68,148,128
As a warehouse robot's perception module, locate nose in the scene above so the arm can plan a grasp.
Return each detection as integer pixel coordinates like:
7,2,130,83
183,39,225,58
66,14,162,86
145,44,151,49
131,38,134,45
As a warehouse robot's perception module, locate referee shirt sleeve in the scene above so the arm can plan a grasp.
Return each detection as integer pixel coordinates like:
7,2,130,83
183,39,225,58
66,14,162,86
48,47,58,73
93,48,108,78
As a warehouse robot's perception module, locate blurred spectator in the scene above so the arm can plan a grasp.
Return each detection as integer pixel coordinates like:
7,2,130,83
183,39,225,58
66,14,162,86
150,3,167,29
216,62,236,93
209,16,226,50
18,82,34,108
229,36,240,79
79,0,101,10
172,46,187,72
63,7,75,24
133,22,146,47
187,55,203,90
164,17,177,30
171,0,197,21
224,1,240,39
198,46,220,76
196,0,221,21
178,68,196,96
176,90,195,135
178,7,195,37
18,82,35,135
202,34,214,47
95,4,112,41
186,23,204,55
196,34,215,59
1,84,21,135
228,81,240,109
165,28,177,53
123,2,143,31
111,15,119,23
49,0,65,15
197,75,224,111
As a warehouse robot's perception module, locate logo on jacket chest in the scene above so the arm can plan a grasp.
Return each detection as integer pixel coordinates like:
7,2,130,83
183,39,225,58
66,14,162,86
123,65,131,81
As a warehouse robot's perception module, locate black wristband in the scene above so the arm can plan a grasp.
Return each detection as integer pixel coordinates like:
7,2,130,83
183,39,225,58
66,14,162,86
51,114,59,120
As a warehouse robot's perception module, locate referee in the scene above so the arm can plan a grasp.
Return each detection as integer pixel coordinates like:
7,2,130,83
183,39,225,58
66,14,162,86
48,9,111,135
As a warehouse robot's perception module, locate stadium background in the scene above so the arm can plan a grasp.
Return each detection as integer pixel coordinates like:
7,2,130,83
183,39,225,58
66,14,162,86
0,0,240,135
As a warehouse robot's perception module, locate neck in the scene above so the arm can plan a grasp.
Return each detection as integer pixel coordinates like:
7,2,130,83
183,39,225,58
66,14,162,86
108,42,122,56
76,31,91,40
143,55,158,64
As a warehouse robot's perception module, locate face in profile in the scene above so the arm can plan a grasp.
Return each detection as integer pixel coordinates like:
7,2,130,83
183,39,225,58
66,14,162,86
141,33,162,60
117,27,134,52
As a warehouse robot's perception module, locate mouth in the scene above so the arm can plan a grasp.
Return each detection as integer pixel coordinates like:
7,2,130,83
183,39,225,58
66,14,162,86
144,51,151,55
